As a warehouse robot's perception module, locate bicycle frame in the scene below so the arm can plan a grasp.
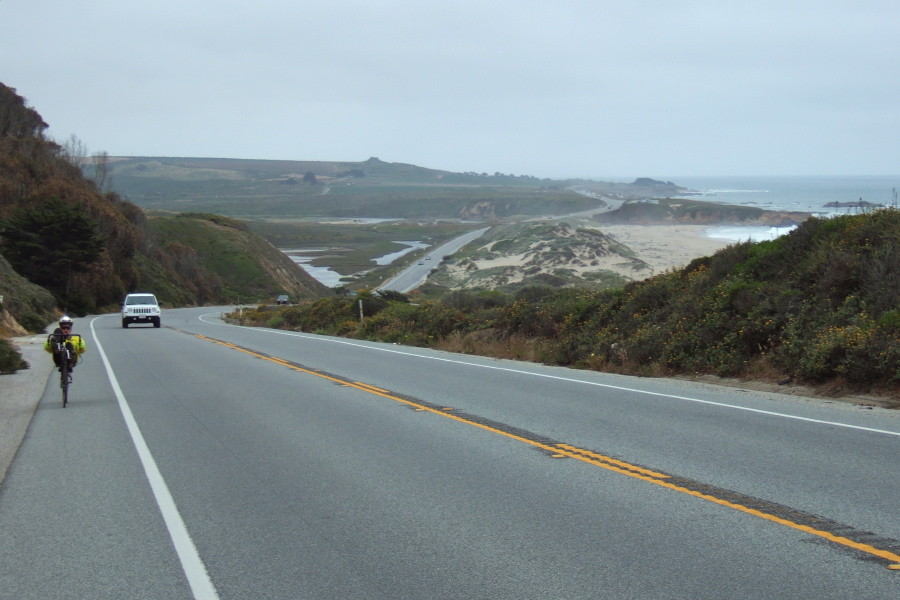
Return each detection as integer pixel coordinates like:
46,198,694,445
49,333,80,408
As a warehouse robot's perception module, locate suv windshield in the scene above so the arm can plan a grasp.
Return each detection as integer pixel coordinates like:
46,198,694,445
126,295,157,305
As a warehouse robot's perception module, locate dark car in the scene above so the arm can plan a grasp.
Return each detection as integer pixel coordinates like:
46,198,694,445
276,294,289,305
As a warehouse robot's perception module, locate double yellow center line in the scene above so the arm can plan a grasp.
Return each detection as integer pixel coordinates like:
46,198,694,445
194,333,900,570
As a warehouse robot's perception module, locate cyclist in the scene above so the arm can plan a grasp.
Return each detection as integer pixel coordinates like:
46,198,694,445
44,316,86,376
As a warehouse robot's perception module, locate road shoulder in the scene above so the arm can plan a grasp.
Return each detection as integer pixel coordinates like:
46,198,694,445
0,335,53,484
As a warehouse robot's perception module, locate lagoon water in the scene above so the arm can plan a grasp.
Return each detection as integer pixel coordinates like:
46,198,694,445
372,241,429,265
284,253,344,288
284,241,429,287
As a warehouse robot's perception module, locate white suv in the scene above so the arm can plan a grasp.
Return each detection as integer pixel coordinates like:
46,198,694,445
122,293,161,328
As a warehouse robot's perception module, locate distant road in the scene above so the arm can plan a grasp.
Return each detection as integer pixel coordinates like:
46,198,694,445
378,227,489,292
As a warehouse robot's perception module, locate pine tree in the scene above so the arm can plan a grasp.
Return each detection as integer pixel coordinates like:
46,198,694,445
0,197,103,301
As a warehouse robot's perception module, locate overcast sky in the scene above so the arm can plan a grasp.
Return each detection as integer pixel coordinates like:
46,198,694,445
2,0,897,178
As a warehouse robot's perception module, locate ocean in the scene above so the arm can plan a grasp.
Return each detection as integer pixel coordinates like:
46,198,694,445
665,175,897,213
664,175,899,242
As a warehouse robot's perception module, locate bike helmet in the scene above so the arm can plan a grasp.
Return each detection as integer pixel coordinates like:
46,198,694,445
59,316,73,327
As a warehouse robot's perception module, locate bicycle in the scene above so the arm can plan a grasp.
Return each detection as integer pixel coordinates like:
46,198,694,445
49,332,81,408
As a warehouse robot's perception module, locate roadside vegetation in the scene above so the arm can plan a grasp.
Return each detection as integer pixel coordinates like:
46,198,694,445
0,337,28,373
233,210,900,403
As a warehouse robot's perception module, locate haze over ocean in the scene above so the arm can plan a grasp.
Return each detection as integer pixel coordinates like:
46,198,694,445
664,175,899,214
627,175,900,243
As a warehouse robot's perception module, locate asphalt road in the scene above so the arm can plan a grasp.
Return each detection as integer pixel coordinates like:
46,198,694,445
2,308,900,599
378,227,489,293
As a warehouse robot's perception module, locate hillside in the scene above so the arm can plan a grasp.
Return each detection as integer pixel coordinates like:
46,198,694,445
0,82,331,337
97,156,646,220
594,197,809,226
0,254,56,336
142,213,330,303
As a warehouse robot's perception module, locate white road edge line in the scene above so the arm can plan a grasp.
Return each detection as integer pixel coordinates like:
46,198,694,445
200,311,900,438
91,318,219,600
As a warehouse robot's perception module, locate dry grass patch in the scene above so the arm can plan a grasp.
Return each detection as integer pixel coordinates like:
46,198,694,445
435,330,549,362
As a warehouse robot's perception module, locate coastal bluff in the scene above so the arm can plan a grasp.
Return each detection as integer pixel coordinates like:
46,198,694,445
593,197,809,227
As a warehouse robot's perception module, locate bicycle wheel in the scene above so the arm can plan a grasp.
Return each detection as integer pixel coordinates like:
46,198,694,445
60,355,69,408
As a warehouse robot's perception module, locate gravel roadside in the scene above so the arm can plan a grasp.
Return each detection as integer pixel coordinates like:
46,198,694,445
0,335,53,484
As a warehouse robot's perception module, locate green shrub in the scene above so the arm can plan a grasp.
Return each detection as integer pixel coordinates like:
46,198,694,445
0,338,28,374
876,309,900,331
18,312,50,334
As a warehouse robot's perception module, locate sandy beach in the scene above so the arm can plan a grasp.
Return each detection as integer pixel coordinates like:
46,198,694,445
596,224,731,275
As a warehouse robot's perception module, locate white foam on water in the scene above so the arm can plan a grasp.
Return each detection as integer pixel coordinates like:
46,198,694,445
704,225,797,243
